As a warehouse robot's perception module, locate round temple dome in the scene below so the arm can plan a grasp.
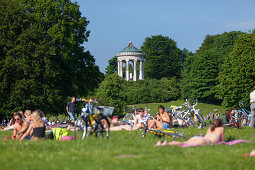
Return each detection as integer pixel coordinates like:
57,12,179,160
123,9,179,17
117,41,145,57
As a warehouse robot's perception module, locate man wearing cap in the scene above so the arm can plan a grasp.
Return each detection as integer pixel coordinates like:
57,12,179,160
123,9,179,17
250,86,255,127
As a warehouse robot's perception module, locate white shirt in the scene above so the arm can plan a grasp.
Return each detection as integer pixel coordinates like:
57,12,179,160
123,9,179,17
250,90,255,103
136,115,147,124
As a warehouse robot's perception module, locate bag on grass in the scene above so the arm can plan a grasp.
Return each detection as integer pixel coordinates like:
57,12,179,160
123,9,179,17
52,128,71,140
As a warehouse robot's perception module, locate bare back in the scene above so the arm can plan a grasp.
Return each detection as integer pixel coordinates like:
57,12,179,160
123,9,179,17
204,127,225,144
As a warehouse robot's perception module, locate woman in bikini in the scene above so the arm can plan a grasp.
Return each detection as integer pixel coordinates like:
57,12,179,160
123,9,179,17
155,119,224,146
20,110,45,140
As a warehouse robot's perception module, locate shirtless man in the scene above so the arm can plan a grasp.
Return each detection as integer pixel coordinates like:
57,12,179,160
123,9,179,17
12,112,28,139
149,105,170,129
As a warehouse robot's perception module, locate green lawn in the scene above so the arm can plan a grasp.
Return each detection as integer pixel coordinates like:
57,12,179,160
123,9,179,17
1,127,255,170
128,100,228,116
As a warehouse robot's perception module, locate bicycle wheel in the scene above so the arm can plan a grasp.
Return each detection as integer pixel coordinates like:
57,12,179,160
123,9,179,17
95,117,110,139
239,111,249,126
73,115,91,140
123,113,135,125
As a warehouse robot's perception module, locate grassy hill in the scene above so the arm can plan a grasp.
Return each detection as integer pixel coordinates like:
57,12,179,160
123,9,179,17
127,100,228,116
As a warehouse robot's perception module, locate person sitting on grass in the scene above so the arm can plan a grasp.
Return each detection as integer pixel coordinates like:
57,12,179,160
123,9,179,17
148,105,170,129
155,119,224,147
3,112,29,140
134,108,148,129
2,112,16,131
20,110,45,140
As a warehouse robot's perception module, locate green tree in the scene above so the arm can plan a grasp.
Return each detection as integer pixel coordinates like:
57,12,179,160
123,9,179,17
181,31,242,103
217,31,255,107
141,35,184,79
0,0,102,118
96,73,126,113
105,56,117,75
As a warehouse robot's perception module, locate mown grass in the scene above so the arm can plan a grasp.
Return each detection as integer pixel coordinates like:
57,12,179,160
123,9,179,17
1,126,255,170
128,100,228,116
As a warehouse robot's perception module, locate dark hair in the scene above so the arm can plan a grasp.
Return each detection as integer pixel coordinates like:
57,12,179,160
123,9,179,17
138,108,144,112
158,105,165,111
210,119,223,132
13,112,22,119
225,110,231,122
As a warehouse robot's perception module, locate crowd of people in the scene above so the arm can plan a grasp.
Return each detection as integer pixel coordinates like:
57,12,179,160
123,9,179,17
3,110,46,141
0,94,254,157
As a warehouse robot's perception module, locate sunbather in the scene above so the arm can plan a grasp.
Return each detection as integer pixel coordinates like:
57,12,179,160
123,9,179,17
3,112,29,140
20,110,45,140
155,119,224,146
149,105,170,129
106,108,149,131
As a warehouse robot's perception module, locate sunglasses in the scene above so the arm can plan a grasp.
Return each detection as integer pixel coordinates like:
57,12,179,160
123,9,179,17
14,118,20,121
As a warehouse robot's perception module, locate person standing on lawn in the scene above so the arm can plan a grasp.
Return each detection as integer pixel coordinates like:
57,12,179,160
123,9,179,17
66,96,76,121
250,86,255,127
85,98,94,114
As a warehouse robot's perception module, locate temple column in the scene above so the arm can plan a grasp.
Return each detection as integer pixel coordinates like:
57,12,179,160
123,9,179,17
133,60,137,81
119,60,123,77
142,60,144,79
126,59,129,81
117,60,120,76
139,60,142,80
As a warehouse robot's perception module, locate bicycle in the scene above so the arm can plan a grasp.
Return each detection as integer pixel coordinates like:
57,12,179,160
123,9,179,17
237,101,251,126
172,99,204,128
73,100,114,140
122,106,139,126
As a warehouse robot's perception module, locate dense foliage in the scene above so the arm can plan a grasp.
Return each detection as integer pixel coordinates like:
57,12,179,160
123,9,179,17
217,31,255,108
96,74,180,113
124,77,180,104
0,0,102,118
141,35,185,79
105,56,117,75
96,73,126,114
181,31,242,104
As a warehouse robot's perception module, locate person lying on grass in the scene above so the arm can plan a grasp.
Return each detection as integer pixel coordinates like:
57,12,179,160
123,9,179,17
20,110,45,140
155,119,224,147
105,108,149,131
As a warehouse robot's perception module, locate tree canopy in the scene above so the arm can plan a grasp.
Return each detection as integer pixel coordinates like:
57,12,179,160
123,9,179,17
0,0,102,117
96,73,126,114
181,31,242,104
141,35,184,80
217,30,255,108
105,56,117,75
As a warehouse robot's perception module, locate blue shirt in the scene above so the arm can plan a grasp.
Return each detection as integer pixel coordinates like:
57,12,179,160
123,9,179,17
85,103,93,114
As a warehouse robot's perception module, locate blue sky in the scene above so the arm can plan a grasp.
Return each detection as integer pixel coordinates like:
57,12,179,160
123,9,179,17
74,0,255,72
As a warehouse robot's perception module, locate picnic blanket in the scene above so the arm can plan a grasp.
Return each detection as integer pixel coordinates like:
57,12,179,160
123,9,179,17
181,139,250,147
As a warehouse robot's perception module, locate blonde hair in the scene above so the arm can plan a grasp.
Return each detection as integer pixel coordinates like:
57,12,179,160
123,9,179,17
24,110,31,117
32,110,42,123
